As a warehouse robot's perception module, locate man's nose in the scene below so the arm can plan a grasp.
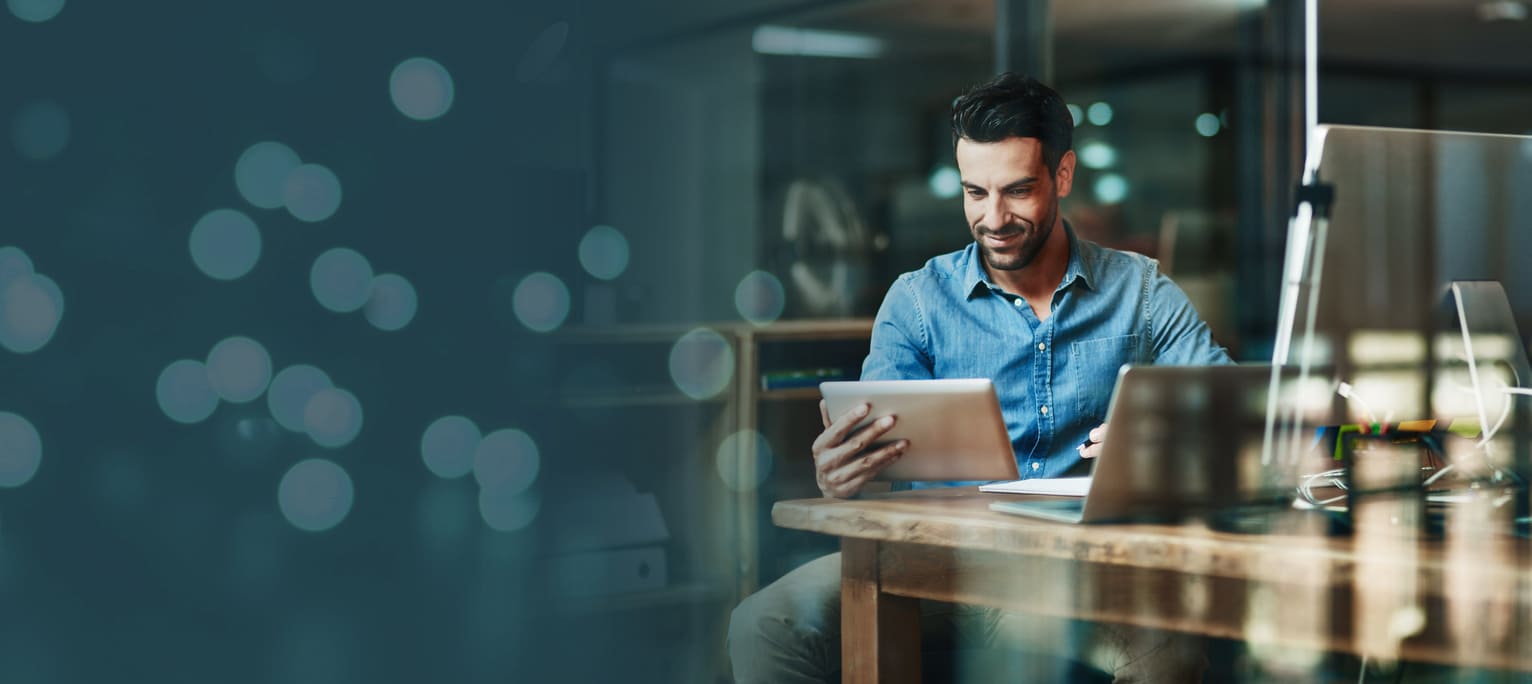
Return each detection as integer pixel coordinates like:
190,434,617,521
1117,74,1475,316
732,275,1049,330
984,195,1006,224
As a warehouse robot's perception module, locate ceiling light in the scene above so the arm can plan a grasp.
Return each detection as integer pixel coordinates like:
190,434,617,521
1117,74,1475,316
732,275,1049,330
752,26,885,59
1478,0,1527,21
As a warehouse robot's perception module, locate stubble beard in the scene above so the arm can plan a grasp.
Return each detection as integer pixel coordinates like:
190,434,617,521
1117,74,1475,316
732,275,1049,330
974,204,1057,272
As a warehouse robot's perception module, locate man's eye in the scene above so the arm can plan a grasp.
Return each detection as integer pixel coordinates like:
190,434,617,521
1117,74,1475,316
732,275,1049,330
1008,188,1030,196
966,190,984,198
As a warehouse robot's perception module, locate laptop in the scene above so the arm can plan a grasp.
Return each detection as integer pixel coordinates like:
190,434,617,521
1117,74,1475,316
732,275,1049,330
989,364,1288,524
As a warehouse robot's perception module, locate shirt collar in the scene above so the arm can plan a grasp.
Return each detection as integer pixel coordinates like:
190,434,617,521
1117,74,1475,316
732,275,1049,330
961,220,1097,300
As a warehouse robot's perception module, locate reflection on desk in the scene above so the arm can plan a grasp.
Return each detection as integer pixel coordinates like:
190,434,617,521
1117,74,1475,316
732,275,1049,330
773,487,1532,682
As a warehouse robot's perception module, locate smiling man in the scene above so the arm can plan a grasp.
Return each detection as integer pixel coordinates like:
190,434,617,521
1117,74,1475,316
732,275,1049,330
960,132,1072,318
728,73,1232,682
813,73,1232,498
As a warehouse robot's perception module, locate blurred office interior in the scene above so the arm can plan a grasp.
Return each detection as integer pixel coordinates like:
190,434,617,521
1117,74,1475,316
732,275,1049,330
2,0,1532,681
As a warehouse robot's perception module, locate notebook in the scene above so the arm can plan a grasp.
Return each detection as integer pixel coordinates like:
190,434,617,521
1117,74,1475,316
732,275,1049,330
979,477,1091,497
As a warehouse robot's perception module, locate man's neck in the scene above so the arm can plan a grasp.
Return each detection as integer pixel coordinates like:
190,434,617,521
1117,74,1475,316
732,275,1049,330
986,219,1070,303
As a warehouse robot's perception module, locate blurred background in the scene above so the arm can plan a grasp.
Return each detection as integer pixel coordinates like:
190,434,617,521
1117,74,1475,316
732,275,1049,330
1,0,1529,681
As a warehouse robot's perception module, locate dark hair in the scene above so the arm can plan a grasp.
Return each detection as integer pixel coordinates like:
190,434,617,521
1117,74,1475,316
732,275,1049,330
950,72,1073,175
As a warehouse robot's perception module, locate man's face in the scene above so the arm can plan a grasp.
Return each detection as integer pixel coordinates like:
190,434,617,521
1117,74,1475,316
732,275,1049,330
956,136,1075,272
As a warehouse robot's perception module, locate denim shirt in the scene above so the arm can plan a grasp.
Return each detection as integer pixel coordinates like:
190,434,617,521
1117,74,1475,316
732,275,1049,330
861,224,1233,488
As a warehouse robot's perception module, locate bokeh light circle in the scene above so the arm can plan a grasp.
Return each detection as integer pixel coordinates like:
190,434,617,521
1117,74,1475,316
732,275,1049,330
283,163,342,222
1195,112,1221,137
277,458,354,532
734,270,786,326
511,272,570,333
472,428,540,495
363,273,417,331
266,364,333,432
310,248,374,313
715,430,775,492
235,141,302,210
669,327,735,400
389,57,455,121
1087,102,1114,126
927,165,961,199
0,273,63,353
421,415,480,479
1077,141,1117,170
1093,173,1130,204
206,336,273,403
156,359,219,424
0,246,33,287
479,486,541,532
578,225,629,280
6,0,64,22
189,209,262,280
0,411,42,488
303,388,363,448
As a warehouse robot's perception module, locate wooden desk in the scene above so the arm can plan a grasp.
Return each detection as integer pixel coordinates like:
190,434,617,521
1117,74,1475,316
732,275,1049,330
773,488,1532,683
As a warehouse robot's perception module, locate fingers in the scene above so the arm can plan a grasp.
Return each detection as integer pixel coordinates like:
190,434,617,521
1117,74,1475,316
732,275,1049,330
820,440,908,498
819,399,831,429
811,404,900,498
811,403,870,454
1079,441,1104,459
815,415,897,473
1077,423,1108,459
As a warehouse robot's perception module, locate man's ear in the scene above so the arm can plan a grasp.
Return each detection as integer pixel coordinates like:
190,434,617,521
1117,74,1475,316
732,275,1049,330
1054,150,1076,199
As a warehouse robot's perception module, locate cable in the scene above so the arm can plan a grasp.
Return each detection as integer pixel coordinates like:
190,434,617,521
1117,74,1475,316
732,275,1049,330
1337,382,1380,425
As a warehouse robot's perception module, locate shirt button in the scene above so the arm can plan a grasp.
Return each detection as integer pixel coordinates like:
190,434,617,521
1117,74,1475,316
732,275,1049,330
1013,298,1024,308
1031,462,1041,471
1040,405,1049,415
1037,342,1046,351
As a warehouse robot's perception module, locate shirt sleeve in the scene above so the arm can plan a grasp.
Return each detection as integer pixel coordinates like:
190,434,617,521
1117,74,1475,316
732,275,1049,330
1147,266,1234,366
860,275,936,380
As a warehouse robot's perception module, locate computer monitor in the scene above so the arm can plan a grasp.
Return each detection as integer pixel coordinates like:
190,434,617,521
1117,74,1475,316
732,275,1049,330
1274,126,1532,512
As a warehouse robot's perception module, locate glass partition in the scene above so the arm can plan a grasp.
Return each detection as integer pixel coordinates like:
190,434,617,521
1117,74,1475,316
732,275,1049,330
1278,126,1532,446
588,0,1532,680
1268,132,1532,679
600,0,994,326
593,4,997,677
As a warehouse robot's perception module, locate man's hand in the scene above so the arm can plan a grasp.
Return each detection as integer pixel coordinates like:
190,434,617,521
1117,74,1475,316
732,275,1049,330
1077,423,1107,459
812,400,908,499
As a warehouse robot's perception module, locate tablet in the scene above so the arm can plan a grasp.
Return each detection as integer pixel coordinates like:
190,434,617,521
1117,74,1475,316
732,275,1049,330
819,379,1019,481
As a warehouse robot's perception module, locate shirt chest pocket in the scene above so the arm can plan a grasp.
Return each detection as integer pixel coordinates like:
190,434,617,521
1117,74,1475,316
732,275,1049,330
1070,334,1140,421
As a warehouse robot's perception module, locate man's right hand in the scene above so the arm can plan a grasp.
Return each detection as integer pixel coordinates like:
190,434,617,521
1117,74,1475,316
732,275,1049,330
812,400,908,499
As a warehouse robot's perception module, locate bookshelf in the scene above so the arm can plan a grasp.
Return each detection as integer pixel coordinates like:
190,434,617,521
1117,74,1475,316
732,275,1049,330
726,319,873,594
547,319,873,677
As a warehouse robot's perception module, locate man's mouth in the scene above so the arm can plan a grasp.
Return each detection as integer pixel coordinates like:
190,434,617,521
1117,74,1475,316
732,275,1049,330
982,231,1022,248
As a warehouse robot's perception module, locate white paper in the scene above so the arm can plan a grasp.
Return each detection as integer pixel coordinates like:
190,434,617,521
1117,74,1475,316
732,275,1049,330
979,476,1092,497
